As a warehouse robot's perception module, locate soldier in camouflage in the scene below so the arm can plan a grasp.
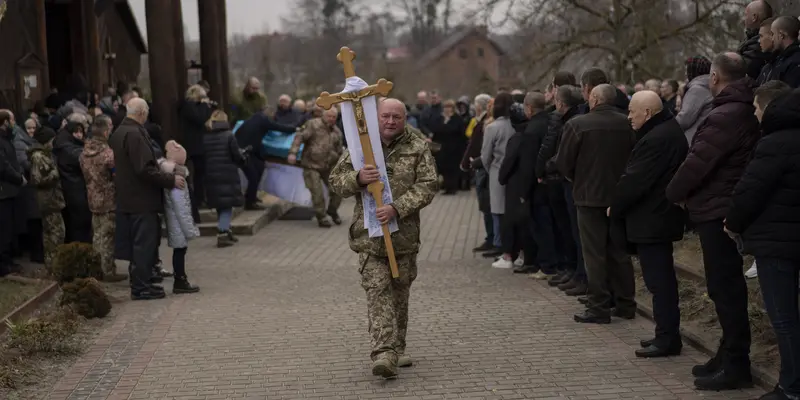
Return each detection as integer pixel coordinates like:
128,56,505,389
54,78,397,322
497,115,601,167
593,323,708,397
288,108,344,227
80,115,127,282
28,128,65,271
329,98,438,379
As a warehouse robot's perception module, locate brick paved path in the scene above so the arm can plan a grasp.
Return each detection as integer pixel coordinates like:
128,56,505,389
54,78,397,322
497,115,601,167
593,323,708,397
44,192,764,400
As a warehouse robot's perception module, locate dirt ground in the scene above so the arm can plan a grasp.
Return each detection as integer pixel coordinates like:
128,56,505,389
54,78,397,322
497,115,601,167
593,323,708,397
635,233,779,376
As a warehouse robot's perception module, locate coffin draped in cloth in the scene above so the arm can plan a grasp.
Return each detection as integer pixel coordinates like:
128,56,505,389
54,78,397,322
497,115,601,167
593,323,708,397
232,120,327,208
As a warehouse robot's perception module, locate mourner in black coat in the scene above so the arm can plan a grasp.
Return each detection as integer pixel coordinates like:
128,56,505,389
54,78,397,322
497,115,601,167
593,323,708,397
202,120,247,211
610,91,689,358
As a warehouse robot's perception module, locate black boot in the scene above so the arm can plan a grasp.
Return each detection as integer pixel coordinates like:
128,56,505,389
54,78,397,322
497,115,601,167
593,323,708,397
472,242,494,252
226,230,240,243
173,276,200,294
694,366,753,391
692,355,721,377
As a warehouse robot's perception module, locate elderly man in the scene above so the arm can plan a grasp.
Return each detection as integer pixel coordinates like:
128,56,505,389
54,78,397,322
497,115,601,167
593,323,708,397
666,52,759,391
232,77,266,122
557,84,637,324
275,94,308,127
610,91,688,358
288,108,344,227
109,98,185,300
80,115,127,282
419,90,442,137
769,16,800,87
644,79,662,93
739,0,773,80
329,98,437,379
0,110,26,276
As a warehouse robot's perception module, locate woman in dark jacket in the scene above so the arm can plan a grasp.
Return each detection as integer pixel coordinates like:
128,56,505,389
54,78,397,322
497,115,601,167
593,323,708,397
726,89,800,400
431,99,466,194
202,111,247,248
53,121,91,244
179,84,216,222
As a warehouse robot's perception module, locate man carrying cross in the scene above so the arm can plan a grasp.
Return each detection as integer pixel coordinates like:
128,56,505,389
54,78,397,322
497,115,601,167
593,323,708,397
329,97,438,378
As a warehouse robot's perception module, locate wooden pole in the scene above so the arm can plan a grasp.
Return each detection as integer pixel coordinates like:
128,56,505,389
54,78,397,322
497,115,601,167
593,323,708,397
34,0,50,93
83,0,103,96
198,0,222,105
216,0,230,111
145,0,179,142
172,0,187,98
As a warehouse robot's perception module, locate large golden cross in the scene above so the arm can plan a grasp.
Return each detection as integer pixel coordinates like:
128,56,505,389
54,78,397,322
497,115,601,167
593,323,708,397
316,47,399,279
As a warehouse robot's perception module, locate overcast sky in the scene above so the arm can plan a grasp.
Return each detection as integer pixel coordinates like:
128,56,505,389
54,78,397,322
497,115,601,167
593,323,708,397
129,0,291,42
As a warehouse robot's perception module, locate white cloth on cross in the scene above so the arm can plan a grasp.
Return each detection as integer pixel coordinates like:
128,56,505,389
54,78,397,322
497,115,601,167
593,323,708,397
340,76,399,238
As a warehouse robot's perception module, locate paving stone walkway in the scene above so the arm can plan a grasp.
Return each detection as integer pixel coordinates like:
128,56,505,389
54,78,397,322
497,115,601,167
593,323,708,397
42,192,765,400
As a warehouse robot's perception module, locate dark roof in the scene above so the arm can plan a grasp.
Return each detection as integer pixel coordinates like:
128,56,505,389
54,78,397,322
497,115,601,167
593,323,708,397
416,26,505,69
114,0,148,54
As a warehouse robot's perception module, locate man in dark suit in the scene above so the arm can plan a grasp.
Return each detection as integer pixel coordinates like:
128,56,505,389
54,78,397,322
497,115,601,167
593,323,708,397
609,90,688,358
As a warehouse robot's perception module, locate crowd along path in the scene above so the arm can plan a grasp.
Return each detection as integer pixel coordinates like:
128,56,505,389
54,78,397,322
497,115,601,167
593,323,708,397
42,192,764,400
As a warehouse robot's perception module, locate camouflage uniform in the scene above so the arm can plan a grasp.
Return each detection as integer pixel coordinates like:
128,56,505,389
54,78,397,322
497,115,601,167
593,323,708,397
289,117,344,220
329,125,438,366
80,137,116,275
28,143,66,269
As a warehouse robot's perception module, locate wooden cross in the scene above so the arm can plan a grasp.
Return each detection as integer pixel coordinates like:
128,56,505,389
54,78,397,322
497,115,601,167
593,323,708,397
316,47,399,279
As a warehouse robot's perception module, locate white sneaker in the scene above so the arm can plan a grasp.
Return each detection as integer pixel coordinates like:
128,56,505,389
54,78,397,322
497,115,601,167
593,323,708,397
514,256,524,266
745,261,757,279
492,258,514,269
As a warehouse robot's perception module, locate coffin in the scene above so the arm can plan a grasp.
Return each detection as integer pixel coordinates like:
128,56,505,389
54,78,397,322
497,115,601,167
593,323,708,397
232,120,304,161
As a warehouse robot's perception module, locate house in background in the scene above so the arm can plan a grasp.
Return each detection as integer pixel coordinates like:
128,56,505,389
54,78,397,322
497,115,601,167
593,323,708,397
388,25,506,100
0,0,146,114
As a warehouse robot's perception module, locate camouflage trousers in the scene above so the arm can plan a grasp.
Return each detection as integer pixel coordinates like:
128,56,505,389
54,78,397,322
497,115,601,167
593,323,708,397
42,212,65,271
302,168,342,220
358,253,418,364
92,212,116,275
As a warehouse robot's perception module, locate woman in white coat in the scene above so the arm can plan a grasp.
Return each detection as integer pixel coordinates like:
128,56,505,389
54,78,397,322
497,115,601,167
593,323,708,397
481,93,516,268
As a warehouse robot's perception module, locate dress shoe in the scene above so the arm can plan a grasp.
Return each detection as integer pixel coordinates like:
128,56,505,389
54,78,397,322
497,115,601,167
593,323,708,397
635,343,682,358
482,249,503,258
558,278,577,291
564,282,588,296
573,310,610,324
612,308,636,320
640,338,654,348
692,356,721,377
131,289,167,301
512,265,537,274
371,358,398,379
548,272,571,287
577,296,589,305
758,385,792,400
694,367,753,391
150,275,164,284
473,242,494,252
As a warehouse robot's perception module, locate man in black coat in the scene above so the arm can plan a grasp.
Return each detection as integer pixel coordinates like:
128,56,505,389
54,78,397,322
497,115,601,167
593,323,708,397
0,110,26,276
235,109,298,209
557,84,637,325
609,91,688,358
726,86,800,400
739,0,773,80
768,16,800,88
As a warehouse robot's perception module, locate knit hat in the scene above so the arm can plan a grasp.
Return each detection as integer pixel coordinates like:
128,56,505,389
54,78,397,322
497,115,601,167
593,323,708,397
686,56,711,82
33,127,56,145
165,140,187,166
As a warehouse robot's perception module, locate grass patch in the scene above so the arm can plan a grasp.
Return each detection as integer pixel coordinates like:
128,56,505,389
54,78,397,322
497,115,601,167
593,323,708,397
0,280,48,318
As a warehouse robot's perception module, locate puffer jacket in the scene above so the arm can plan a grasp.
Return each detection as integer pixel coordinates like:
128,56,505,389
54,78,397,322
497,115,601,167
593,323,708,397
675,74,713,144
0,127,24,200
202,121,246,209
28,144,66,214
160,163,199,248
52,131,89,212
738,30,770,80
13,129,39,219
79,136,115,213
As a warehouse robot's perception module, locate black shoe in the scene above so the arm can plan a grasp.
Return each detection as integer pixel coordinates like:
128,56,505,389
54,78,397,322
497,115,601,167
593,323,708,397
635,343,682,358
245,202,266,211
472,242,494,252
513,265,537,274
694,367,753,391
548,272,571,287
758,385,791,400
156,268,174,278
173,277,200,294
150,275,164,284
226,230,240,243
482,249,502,258
612,308,636,320
565,282,588,296
640,338,655,348
328,213,343,225
692,356,721,377
558,278,577,291
573,310,610,324
131,289,167,300
577,296,589,305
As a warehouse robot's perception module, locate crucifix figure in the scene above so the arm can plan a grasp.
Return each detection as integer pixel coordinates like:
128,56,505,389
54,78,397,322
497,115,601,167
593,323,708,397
316,47,400,278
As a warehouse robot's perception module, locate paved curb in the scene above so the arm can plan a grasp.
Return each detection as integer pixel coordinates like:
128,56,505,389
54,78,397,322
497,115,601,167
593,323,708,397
635,299,777,390
0,280,59,335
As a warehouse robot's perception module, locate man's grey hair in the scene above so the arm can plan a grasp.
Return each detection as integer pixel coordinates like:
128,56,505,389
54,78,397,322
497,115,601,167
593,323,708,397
593,84,618,105
523,92,547,111
474,93,491,111
67,112,88,125
92,114,113,133
557,85,583,108
126,98,149,116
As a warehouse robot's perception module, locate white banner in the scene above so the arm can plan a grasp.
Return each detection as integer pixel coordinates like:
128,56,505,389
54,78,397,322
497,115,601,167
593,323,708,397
238,162,328,208
340,76,398,238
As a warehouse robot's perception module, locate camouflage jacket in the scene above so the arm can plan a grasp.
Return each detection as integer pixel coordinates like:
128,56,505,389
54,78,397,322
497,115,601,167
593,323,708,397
28,144,66,214
79,136,115,213
289,117,343,171
329,125,438,257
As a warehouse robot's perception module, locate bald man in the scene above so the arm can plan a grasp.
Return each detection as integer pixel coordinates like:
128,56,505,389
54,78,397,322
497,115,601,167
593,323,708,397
769,16,800,87
739,0,773,79
667,52,759,391
109,98,185,300
287,107,343,227
231,77,266,122
329,97,438,379
610,90,688,359
557,83,637,325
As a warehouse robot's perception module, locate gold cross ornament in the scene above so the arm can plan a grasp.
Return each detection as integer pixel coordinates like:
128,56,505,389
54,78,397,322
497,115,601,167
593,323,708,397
316,47,399,278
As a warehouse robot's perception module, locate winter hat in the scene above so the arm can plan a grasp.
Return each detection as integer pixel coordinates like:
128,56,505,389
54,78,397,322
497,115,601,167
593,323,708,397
686,56,711,82
34,126,57,145
165,140,187,166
